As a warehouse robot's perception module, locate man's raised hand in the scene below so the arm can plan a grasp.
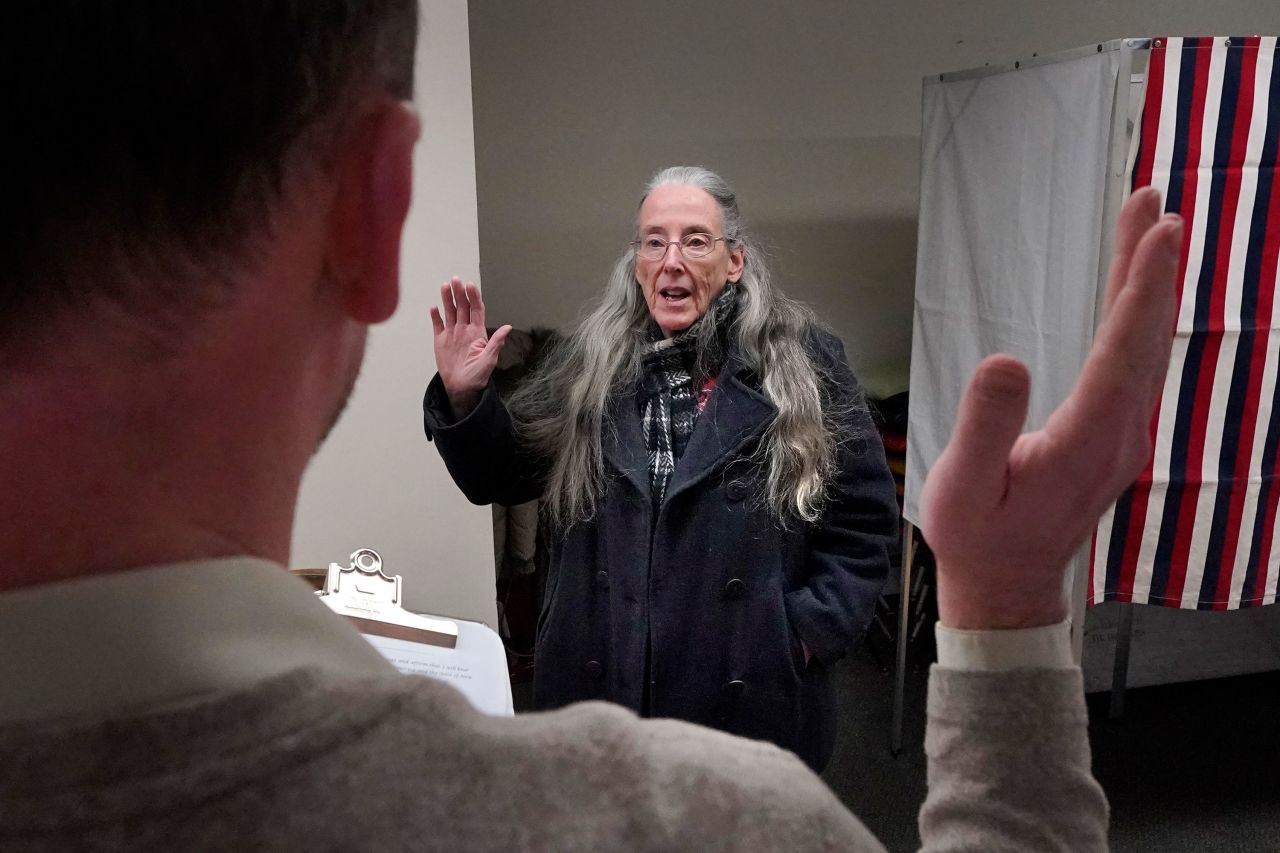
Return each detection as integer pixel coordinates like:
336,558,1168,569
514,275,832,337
919,186,1183,630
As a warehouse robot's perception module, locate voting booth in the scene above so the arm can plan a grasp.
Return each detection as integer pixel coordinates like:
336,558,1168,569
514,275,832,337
896,37,1280,742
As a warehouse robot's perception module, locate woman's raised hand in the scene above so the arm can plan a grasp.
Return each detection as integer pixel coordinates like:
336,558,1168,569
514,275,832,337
430,277,511,418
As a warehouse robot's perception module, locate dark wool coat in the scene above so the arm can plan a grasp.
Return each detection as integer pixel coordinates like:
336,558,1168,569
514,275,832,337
423,330,899,771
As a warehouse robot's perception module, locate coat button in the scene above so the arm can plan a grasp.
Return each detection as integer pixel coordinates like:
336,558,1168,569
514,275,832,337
585,660,604,679
726,481,748,502
596,570,610,589
724,578,746,599
722,679,746,700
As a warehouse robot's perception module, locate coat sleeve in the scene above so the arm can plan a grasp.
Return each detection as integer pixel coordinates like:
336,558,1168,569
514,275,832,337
422,373,548,507
784,331,900,665
919,667,1109,851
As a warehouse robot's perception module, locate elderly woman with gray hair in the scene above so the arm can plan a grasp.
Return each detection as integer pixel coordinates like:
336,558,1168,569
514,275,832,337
424,166,898,771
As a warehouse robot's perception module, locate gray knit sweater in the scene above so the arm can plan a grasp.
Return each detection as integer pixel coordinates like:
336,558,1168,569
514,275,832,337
0,665,1104,851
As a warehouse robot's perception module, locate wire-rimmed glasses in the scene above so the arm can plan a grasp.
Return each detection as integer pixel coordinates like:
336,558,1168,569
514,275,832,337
631,233,727,261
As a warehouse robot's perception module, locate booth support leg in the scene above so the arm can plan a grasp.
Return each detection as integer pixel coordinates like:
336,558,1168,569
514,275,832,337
1109,603,1135,720
891,521,916,755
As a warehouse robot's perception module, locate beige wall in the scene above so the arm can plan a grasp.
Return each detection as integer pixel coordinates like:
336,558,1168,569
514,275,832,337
291,0,498,627
468,1,1275,397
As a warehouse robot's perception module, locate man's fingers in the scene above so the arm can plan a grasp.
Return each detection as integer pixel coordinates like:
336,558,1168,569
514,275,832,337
1102,187,1165,316
1120,215,1183,402
429,306,445,336
1068,215,1183,433
439,281,457,327
940,355,1031,504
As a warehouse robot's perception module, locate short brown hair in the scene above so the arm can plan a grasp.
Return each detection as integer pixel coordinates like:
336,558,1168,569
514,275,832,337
0,0,418,339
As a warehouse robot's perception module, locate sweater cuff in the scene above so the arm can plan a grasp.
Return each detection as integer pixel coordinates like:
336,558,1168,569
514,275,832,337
935,620,1074,671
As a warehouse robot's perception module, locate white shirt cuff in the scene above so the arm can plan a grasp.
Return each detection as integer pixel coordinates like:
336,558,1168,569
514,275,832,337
935,620,1074,671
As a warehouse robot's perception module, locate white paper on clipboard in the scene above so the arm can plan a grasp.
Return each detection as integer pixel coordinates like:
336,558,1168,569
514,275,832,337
363,619,513,716
319,548,514,716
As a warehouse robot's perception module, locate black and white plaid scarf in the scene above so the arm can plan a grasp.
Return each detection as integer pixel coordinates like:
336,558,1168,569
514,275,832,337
638,285,739,509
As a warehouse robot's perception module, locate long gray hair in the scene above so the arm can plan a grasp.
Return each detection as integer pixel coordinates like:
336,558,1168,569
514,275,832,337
507,165,855,528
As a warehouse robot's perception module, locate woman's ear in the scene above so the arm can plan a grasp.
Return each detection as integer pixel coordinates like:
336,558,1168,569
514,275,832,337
325,99,420,324
727,243,745,283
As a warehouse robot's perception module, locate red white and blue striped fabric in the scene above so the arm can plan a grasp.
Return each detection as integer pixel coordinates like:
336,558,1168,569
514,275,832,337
1090,36,1280,609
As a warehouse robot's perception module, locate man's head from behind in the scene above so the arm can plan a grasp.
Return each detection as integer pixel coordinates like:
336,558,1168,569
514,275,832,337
2,1,418,347
0,2,421,586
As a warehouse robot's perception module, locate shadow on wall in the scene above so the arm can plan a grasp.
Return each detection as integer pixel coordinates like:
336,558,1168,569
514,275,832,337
757,215,918,396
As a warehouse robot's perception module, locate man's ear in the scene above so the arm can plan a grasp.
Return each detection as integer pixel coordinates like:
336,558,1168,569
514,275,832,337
326,99,420,324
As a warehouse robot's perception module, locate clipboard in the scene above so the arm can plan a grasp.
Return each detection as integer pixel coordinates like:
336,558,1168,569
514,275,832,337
319,548,514,716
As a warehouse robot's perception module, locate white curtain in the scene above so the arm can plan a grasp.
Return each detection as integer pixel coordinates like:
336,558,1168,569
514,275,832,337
904,49,1124,525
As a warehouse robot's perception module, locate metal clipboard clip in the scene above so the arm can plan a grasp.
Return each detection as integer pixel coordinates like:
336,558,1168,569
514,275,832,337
319,547,458,649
